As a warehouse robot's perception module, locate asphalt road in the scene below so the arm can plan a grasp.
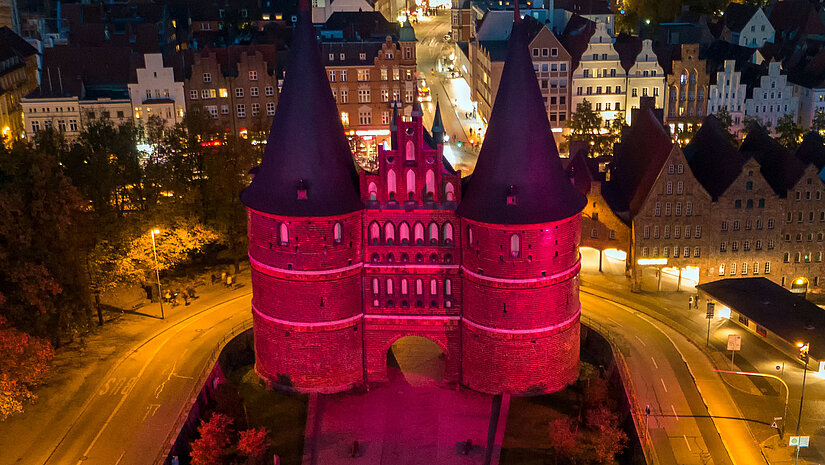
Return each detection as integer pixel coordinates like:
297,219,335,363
581,292,733,464
413,12,480,173
37,293,252,465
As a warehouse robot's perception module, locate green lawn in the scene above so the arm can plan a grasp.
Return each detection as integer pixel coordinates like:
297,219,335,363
228,365,308,465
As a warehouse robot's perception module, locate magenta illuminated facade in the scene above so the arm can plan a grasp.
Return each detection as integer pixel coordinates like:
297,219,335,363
243,6,586,394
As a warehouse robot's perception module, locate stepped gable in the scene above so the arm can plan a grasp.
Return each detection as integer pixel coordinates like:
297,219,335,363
684,114,745,200
457,11,585,225
611,107,674,217
240,3,362,217
795,131,825,170
740,125,806,196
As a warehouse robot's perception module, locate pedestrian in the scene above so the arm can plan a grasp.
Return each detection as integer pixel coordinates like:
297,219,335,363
688,296,693,309
183,293,190,306
226,275,233,288
694,295,699,309
464,438,472,455
164,290,172,302
351,440,360,457
220,272,227,284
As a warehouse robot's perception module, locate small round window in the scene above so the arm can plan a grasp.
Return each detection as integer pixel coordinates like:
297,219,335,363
405,127,415,136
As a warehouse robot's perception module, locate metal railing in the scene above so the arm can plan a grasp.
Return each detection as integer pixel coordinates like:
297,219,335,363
153,317,254,465
581,315,659,465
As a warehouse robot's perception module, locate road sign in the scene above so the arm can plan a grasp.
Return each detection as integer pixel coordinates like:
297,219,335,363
706,302,715,319
789,436,810,447
727,334,742,351
772,421,778,429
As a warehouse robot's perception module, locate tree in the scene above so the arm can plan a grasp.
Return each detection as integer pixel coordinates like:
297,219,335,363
0,140,92,345
565,100,622,158
0,315,54,420
812,111,825,134
547,417,580,465
775,114,804,150
88,215,222,293
59,117,142,218
201,137,258,272
191,413,234,465
237,427,269,463
583,405,627,464
714,107,738,144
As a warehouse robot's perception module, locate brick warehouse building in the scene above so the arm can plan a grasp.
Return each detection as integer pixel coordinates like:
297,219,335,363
242,3,586,394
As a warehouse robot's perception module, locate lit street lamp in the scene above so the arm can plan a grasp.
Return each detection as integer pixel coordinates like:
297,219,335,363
795,342,809,436
151,229,165,320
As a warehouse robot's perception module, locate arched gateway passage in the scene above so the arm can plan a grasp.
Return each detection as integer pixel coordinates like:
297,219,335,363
387,336,446,386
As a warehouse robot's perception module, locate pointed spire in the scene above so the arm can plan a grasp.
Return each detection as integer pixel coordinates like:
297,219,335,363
390,104,399,150
431,100,444,145
411,97,423,119
457,10,585,224
240,0,362,216
514,1,521,22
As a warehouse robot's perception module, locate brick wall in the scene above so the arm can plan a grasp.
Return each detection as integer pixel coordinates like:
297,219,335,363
254,313,363,392
461,317,580,395
247,209,362,271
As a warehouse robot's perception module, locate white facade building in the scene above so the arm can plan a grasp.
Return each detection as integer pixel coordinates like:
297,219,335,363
128,53,185,127
571,22,626,122
21,93,133,140
735,8,774,49
791,81,825,130
626,39,665,118
707,60,747,135
745,61,799,131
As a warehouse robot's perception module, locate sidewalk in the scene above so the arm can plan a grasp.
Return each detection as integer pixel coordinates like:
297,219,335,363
0,267,252,465
580,272,806,465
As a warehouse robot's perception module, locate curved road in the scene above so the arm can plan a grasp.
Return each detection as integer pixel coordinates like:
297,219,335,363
40,293,252,465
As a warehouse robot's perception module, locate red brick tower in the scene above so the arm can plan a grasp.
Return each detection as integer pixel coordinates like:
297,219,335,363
456,9,587,394
241,1,364,392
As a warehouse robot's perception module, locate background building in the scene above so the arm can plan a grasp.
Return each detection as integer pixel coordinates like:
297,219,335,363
128,53,186,127
0,26,37,144
665,43,709,134
185,45,279,140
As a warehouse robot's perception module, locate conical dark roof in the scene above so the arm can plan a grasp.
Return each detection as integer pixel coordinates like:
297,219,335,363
240,6,362,216
795,131,825,170
457,14,585,224
684,114,744,199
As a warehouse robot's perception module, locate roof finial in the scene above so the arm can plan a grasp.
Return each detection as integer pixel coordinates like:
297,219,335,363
514,1,521,22
300,0,309,12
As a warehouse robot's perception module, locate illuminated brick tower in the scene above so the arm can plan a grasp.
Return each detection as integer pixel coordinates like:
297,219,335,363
244,1,584,395
241,0,365,392
456,7,587,394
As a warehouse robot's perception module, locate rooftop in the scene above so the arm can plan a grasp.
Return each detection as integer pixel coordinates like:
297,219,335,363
697,278,825,361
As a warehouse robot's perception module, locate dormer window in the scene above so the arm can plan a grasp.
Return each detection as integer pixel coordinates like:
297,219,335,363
297,179,308,200
506,185,517,205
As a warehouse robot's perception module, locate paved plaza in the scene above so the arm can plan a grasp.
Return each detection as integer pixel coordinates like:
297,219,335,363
309,338,495,465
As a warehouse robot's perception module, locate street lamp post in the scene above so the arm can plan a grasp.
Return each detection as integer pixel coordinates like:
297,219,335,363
151,229,165,320
795,342,809,436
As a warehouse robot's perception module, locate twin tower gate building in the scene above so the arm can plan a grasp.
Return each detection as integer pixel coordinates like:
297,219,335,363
241,5,587,395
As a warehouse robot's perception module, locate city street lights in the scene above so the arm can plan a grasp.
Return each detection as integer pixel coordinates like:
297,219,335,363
150,229,165,320
795,342,810,436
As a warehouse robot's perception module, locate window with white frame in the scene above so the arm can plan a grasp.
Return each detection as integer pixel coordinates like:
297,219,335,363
190,90,199,99
251,103,260,116
266,102,276,115
237,104,246,118
265,86,274,96
203,73,211,83
249,70,258,81
235,88,244,98
250,87,259,97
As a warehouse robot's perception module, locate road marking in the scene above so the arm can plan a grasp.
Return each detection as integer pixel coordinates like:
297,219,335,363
142,404,161,421
114,451,125,465
635,335,647,347
72,299,249,465
660,378,668,393
683,435,692,451
651,356,658,369
671,405,678,421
